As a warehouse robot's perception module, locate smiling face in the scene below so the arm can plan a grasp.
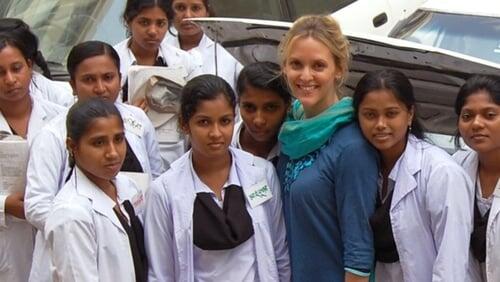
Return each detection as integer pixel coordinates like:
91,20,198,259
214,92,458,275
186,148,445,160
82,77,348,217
458,90,500,154
0,45,32,104
358,89,414,159
172,0,208,38
70,55,121,102
128,6,168,53
239,85,288,143
183,95,234,161
283,36,339,118
69,116,126,186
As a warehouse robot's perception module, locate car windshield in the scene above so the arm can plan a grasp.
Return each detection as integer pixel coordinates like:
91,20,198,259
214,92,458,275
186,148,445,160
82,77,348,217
390,10,500,64
1,0,126,76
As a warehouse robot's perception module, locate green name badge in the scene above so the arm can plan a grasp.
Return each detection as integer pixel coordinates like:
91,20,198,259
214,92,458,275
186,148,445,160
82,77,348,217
245,180,272,208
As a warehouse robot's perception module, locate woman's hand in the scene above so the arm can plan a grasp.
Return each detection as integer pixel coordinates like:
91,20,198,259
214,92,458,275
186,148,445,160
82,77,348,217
132,97,149,112
5,192,25,219
345,272,369,282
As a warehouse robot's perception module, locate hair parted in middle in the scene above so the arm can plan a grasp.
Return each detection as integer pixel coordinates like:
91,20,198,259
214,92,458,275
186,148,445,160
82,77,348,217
278,14,351,90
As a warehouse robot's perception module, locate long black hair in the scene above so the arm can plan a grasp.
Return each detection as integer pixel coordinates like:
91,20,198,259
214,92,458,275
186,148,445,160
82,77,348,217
123,0,172,35
0,18,52,79
66,41,121,81
180,74,236,127
352,69,425,139
236,61,291,105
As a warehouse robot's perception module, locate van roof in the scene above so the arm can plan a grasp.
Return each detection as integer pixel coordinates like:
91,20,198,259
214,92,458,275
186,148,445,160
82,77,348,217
419,0,500,18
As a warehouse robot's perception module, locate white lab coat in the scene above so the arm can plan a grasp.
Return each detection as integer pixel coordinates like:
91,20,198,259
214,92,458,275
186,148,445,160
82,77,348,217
113,38,202,88
453,149,500,282
375,135,474,282
30,72,74,107
164,30,243,91
25,102,163,282
0,96,63,282
45,167,144,282
154,113,187,169
144,147,290,282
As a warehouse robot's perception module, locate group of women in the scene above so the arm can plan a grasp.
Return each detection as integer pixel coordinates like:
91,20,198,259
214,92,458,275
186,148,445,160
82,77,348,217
0,0,498,281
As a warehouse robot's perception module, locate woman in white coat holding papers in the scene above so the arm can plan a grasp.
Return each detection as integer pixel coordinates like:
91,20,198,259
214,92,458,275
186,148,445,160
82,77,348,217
144,75,290,281
114,0,201,103
453,75,500,282
25,41,163,282
353,69,474,282
0,33,64,282
45,98,147,282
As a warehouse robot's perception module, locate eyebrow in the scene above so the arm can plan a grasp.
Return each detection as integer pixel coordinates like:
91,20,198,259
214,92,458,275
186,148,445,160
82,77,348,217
462,105,499,110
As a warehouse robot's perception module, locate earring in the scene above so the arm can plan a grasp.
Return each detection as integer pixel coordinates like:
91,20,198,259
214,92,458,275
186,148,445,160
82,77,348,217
68,150,75,161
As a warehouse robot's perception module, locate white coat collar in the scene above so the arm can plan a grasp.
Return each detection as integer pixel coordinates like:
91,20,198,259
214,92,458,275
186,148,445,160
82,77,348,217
121,38,167,66
197,33,214,49
231,120,280,161
164,27,214,50
72,167,135,233
0,110,12,135
170,147,267,197
188,150,242,194
27,96,52,142
390,135,422,210
0,96,49,142
452,149,479,181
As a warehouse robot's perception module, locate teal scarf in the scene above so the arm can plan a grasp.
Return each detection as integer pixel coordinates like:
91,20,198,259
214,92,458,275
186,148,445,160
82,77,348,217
278,97,354,159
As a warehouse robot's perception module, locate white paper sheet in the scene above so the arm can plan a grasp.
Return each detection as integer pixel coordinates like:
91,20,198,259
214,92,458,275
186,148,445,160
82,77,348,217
0,136,29,195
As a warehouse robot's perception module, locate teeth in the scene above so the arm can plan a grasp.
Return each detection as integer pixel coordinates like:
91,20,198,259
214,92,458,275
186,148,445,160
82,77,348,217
299,85,315,91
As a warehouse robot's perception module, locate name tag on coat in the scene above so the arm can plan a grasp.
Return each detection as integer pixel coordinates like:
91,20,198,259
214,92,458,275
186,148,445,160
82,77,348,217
245,180,272,208
123,117,144,137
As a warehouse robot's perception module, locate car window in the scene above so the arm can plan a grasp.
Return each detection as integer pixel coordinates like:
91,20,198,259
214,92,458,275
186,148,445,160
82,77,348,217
289,0,355,19
3,0,126,74
210,0,356,21
211,0,285,20
390,10,500,64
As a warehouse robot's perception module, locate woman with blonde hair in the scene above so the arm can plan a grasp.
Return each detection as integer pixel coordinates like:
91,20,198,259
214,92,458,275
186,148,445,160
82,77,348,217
277,15,379,281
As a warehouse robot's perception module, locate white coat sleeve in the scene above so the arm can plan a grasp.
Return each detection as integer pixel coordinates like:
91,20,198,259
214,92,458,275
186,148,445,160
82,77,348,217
45,204,98,282
141,113,165,179
144,177,176,282
24,129,66,231
425,162,474,282
265,163,291,282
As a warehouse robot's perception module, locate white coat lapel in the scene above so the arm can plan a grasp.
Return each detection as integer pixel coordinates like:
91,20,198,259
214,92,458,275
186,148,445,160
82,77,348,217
391,137,420,210
0,111,13,134
458,150,479,181
233,148,265,198
161,44,188,78
488,179,500,228
27,97,47,142
74,168,126,233
200,34,214,50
